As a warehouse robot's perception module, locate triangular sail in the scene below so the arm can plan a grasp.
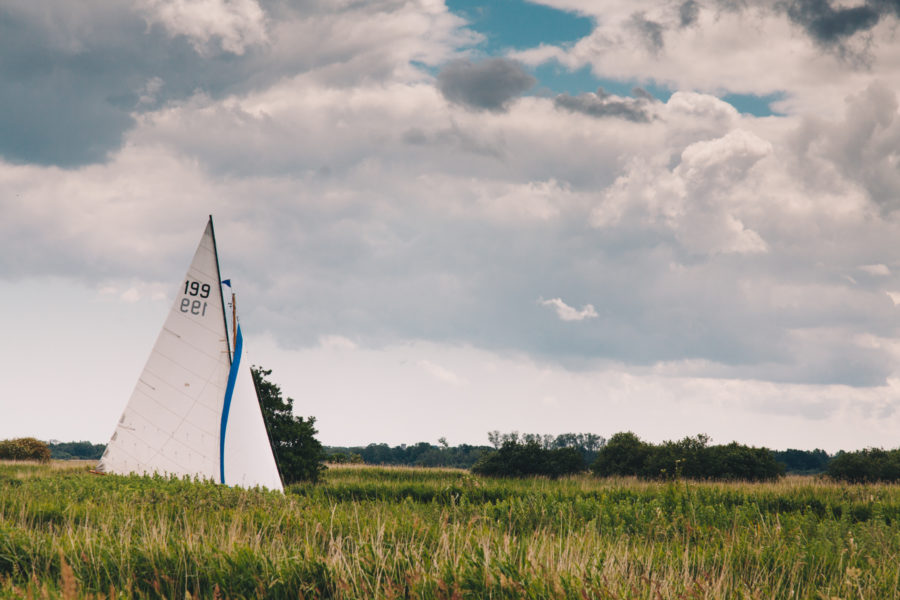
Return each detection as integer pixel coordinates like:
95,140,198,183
97,218,284,491
97,220,229,480
223,325,284,491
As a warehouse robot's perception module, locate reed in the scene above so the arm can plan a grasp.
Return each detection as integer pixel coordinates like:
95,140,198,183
1,462,899,598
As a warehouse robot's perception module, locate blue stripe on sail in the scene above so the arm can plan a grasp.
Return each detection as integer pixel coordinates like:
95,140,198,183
220,325,243,484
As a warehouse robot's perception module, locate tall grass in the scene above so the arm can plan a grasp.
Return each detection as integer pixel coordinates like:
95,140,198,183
1,462,900,598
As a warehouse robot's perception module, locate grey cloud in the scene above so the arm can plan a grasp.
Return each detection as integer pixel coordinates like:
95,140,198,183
0,0,457,168
6,113,900,389
554,88,653,122
795,81,900,210
870,0,900,16
0,1,277,167
399,122,505,158
704,0,900,50
630,12,665,53
437,58,536,112
402,128,429,145
237,196,900,388
679,0,700,26
785,0,881,46
713,0,750,10
0,2,143,166
171,110,896,390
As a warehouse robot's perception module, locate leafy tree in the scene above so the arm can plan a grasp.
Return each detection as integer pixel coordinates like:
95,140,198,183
251,367,325,484
0,438,51,462
487,430,523,449
48,441,106,460
471,440,585,478
828,448,900,483
590,431,650,477
591,432,783,481
551,432,606,465
327,451,363,464
336,442,490,469
705,442,784,481
772,448,831,474
485,431,606,465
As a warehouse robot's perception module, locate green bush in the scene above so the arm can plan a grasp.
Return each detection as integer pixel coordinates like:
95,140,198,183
590,432,783,482
828,448,900,483
471,441,585,478
0,438,51,462
48,441,106,460
772,448,831,474
589,432,649,477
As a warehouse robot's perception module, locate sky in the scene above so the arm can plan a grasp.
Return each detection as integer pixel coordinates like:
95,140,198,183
3,0,900,452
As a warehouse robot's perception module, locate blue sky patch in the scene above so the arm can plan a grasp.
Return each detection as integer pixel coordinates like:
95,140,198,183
444,1,783,118
721,92,786,117
447,0,593,53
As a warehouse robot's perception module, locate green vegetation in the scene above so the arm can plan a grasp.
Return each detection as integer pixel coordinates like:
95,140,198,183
38,430,900,485
591,432,784,481
252,366,326,484
0,437,50,462
471,440,584,478
326,441,490,469
3,462,900,598
326,432,603,470
48,441,106,461
773,448,831,475
828,448,900,483
324,434,835,477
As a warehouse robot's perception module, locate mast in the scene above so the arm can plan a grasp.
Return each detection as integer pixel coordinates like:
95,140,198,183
208,215,232,364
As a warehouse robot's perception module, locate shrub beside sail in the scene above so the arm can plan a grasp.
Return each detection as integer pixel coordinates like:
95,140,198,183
96,218,284,491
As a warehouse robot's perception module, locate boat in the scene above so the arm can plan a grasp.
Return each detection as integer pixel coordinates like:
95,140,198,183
95,217,284,491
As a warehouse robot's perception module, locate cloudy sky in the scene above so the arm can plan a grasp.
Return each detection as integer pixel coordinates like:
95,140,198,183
4,0,900,452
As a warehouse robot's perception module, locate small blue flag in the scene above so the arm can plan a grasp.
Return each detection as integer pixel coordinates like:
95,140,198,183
221,279,231,287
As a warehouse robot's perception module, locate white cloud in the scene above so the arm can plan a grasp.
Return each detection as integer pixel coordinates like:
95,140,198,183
515,0,900,120
540,298,598,322
417,359,467,386
120,287,141,302
592,122,772,256
138,77,164,106
136,0,268,55
860,264,891,276
318,335,358,351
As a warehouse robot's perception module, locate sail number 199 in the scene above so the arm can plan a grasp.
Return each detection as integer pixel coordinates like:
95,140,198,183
181,279,210,317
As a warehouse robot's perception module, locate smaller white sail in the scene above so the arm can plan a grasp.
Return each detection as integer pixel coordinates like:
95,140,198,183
222,325,284,491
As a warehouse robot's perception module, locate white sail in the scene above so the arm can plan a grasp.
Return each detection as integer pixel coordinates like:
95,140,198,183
97,218,284,491
223,325,284,491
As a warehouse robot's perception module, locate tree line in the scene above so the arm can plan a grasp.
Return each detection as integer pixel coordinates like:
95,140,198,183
324,435,829,478
324,432,605,470
322,435,900,484
589,432,783,481
8,368,899,484
11,433,900,484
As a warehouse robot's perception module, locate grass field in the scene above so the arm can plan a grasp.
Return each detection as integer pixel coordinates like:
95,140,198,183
1,461,900,599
